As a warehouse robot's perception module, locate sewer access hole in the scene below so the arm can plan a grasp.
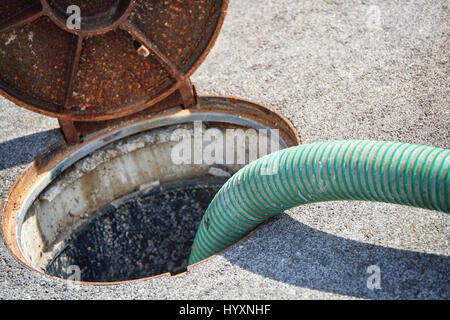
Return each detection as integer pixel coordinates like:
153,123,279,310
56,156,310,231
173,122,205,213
45,179,223,283
10,121,288,284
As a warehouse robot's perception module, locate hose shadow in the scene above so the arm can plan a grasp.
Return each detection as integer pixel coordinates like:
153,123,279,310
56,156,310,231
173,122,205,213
223,214,450,299
0,129,60,171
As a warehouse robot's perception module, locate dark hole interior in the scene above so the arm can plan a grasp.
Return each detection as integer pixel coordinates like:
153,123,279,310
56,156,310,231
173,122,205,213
45,177,226,283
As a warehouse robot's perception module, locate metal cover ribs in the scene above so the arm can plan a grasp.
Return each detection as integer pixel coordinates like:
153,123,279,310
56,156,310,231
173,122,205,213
0,0,227,122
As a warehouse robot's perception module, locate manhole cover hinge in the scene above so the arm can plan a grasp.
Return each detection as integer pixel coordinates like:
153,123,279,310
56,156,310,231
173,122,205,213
60,79,197,145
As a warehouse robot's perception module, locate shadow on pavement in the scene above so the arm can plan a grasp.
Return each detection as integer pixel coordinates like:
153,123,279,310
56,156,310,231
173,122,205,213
0,129,60,171
224,214,450,299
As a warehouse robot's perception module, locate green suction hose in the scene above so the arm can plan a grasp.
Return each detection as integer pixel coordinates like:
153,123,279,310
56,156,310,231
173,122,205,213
189,140,450,265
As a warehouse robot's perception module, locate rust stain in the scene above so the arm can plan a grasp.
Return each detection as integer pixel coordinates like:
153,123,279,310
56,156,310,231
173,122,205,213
0,0,228,123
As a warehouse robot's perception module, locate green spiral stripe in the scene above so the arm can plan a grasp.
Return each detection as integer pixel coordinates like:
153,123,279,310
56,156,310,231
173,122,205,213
189,141,450,265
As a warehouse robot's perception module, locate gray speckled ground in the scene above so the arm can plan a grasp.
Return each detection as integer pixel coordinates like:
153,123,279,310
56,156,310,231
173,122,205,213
0,0,449,299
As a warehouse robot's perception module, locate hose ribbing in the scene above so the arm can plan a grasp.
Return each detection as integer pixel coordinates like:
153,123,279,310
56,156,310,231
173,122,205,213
189,140,450,265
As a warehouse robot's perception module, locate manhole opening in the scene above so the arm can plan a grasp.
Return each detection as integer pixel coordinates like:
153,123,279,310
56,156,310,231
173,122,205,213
13,121,284,284
46,177,225,282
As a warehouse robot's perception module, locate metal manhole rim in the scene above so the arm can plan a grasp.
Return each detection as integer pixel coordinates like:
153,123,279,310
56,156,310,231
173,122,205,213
1,96,300,286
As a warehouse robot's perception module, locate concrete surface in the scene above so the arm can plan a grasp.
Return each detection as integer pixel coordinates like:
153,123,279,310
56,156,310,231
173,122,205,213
0,0,449,299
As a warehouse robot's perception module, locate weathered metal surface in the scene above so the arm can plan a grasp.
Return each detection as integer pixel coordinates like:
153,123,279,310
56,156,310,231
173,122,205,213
0,0,228,121
58,79,196,144
1,96,300,285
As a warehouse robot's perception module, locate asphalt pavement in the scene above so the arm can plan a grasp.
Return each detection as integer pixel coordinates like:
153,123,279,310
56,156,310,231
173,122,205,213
0,0,448,299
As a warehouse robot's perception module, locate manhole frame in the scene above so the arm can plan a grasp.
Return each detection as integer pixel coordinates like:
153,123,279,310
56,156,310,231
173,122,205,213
1,96,300,286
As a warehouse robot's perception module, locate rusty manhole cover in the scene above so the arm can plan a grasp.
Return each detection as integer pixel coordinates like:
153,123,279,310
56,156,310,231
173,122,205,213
0,0,227,121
